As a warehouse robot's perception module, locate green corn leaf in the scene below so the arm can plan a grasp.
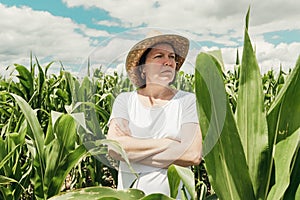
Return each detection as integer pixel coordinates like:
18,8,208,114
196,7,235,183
0,144,20,169
48,187,145,200
0,175,18,185
45,115,55,145
267,128,299,200
283,151,300,200
84,139,136,176
167,165,181,198
0,81,24,97
167,164,196,200
11,93,46,199
195,52,255,200
67,101,108,140
0,175,26,192
43,111,89,198
47,145,87,198
206,50,225,72
11,94,45,159
35,57,45,97
43,139,61,195
64,71,80,106
45,61,55,77
78,76,94,102
295,186,300,200
267,56,300,198
54,114,77,152
14,64,34,99
140,193,174,200
235,7,269,199
267,56,300,143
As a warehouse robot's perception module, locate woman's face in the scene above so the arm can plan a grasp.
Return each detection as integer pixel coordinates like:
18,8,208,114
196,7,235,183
142,43,177,86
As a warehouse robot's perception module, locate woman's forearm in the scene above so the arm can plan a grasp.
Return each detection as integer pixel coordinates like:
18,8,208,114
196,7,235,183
107,119,202,167
108,134,174,162
137,123,202,168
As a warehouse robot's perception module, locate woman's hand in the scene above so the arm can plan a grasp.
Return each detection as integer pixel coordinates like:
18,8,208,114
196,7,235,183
107,118,176,162
139,123,202,168
107,118,202,168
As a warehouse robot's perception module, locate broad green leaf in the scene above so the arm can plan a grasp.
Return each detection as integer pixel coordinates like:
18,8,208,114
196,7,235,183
70,101,110,130
267,56,300,199
267,55,300,142
194,51,227,156
236,7,269,198
0,175,18,185
64,71,80,106
167,165,181,198
35,56,45,103
0,175,26,191
0,144,20,169
180,189,188,200
47,145,87,198
45,61,55,76
84,139,136,176
267,128,299,200
205,194,219,200
54,114,77,151
195,52,255,200
0,81,24,97
10,94,46,189
206,50,225,71
48,186,145,200
45,115,55,145
167,164,196,200
50,111,63,129
283,150,300,200
14,64,34,99
141,193,174,200
77,76,94,102
44,139,61,195
295,186,300,200
11,94,45,157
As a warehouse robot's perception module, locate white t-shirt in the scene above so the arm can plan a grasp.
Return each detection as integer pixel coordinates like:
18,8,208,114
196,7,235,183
109,90,199,196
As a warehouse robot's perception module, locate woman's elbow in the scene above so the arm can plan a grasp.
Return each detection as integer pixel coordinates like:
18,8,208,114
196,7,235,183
192,152,202,165
187,148,202,166
175,152,202,167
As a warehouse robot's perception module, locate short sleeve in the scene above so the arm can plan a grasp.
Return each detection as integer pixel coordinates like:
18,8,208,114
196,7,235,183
108,92,130,125
182,93,199,124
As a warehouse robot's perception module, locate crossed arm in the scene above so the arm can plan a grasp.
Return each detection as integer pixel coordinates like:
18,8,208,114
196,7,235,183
107,118,202,168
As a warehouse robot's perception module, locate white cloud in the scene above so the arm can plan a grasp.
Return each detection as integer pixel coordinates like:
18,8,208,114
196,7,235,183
79,25,110,37
0,4,110,71
1,1,299,78
96,20,121,27
61,0,300,74
62,0,300,34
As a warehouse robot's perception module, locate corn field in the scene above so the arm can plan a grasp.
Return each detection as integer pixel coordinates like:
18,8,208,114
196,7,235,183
0,9,299,200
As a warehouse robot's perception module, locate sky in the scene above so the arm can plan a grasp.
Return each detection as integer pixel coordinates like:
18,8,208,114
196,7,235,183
1,0,300,77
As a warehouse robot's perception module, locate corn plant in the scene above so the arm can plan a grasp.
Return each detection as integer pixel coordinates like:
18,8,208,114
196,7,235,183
195,8,299,200
0,117,30,200
1,9,298,198
49,186,173,200
9,93,87,199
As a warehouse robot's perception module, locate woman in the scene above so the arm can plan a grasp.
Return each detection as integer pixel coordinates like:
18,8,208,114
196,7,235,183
107,34,202,197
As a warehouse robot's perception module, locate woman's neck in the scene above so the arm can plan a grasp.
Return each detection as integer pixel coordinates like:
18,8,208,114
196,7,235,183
138,84,177,100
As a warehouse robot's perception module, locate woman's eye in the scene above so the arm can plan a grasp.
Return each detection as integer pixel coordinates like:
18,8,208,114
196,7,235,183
154,55,163,59
169,55,176,59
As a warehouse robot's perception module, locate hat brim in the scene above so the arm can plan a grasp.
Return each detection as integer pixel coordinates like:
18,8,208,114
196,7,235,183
126,34,189,87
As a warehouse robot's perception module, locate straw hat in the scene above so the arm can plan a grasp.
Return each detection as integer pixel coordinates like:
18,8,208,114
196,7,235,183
125,33,190,87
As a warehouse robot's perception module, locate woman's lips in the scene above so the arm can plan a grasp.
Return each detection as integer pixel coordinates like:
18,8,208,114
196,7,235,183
161,69,172,73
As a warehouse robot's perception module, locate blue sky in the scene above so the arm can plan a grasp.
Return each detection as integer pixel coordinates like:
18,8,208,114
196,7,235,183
1,0,300,76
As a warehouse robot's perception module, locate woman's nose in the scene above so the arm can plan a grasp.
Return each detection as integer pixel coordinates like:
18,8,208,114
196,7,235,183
163,57,175,67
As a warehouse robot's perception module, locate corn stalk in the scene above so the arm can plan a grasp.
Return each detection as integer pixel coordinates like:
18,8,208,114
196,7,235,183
195,7,299,200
